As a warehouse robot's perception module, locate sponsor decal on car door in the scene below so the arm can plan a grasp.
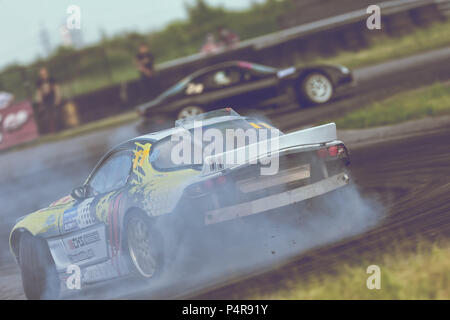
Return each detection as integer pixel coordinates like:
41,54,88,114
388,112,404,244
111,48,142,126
60,198,109,267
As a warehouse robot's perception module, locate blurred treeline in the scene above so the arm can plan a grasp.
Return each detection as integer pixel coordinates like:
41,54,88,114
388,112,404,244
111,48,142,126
0,0,293,100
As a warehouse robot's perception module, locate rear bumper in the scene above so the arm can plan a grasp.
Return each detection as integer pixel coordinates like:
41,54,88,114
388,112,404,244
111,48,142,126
204,172,350,225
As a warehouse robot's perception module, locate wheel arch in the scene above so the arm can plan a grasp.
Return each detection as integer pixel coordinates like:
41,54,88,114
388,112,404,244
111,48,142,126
123,206,150,219
121,206,154,238
296,67,334,85
121,206,170,246
10,228,36,264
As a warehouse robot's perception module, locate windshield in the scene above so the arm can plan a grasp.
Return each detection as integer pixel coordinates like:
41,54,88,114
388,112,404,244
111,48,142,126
150,119,282,171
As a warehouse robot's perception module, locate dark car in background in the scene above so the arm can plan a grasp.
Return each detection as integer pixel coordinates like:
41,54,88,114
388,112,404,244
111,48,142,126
137,60,353,131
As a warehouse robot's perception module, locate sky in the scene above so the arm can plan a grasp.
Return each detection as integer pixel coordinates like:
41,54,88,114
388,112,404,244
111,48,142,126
0,0,261,69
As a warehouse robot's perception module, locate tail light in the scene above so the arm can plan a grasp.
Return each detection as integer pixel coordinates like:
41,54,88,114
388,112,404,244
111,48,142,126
328,146,338,157
215,176,227,185
317,145,346,158
203,176,227,188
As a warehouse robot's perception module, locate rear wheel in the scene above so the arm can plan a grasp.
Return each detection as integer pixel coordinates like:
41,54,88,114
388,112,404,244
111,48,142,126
298,72,334,105
123,212,163,279
177,106,204,120
19,233,60,300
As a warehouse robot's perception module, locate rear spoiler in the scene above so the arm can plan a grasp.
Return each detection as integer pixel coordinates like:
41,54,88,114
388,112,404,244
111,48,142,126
202,123,337,176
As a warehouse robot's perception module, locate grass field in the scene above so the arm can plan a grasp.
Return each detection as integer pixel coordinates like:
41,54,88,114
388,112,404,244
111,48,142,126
331,82,450,129
250,241,450,299
319,19,450,69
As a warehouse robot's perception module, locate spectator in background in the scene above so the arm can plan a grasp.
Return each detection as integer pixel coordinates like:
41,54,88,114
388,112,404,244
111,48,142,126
35,67,61,134
218,27,240,49
201,33,220,55
135,44,155,102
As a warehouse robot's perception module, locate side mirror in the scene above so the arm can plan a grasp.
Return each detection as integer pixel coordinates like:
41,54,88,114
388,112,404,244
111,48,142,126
71,186,86,201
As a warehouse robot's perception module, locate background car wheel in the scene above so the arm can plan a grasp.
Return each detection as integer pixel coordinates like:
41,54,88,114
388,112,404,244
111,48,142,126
19,233,60,300
299,72,334,106
177,106,204,120
123,212,163,279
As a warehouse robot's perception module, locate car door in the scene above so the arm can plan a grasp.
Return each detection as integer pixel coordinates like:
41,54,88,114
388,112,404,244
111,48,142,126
199,66,247,108
237,64,280,107
197,65,279,110
59,150,133,268
177,66,244,109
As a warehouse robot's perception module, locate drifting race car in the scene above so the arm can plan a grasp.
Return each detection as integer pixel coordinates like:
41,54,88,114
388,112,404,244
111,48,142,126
137,60,353,129
9,108,350,299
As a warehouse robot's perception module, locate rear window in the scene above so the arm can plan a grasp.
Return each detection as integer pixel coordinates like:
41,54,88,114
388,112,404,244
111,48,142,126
150,119,282,171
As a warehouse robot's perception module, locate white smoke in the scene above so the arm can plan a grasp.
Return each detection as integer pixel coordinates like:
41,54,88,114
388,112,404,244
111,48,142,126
65,178,383,300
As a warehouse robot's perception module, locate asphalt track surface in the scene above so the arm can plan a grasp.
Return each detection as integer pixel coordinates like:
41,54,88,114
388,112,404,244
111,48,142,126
0,47,449,299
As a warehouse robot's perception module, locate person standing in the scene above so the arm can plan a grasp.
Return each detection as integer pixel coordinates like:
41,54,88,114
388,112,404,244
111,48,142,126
135,44,155,102
34,67,61,134
201,33,220,54
218,27,240,49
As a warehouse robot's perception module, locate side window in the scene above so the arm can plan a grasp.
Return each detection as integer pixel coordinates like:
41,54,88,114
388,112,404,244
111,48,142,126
239,63,275,81
89,151,133,195
184,68,242,95
208,68,242,89
242,69,263,81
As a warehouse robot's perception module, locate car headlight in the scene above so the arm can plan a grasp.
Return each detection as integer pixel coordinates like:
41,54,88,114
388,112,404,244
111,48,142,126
277,67,296,78
339,65,350,74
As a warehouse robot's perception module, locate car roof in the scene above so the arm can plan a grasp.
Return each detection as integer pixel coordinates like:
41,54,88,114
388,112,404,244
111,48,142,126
135,115,247,142
185,60,275,80
112,112,255,152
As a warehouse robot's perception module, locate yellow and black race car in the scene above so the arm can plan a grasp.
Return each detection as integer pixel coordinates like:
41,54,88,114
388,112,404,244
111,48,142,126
9,108,350,299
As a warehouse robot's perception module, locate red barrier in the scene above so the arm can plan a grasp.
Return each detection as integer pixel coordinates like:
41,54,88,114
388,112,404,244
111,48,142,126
0,100,39,151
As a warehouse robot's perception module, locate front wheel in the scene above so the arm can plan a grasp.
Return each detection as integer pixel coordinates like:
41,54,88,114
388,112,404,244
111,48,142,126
298,72,334,106
19,233,60,300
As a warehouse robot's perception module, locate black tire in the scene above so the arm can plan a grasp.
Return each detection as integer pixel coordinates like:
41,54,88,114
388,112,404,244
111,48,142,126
19,233,60,300
297,72,334,106
122,211,164,280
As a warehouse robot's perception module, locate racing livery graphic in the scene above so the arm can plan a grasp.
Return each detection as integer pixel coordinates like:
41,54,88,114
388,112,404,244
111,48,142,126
9,108,350,299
